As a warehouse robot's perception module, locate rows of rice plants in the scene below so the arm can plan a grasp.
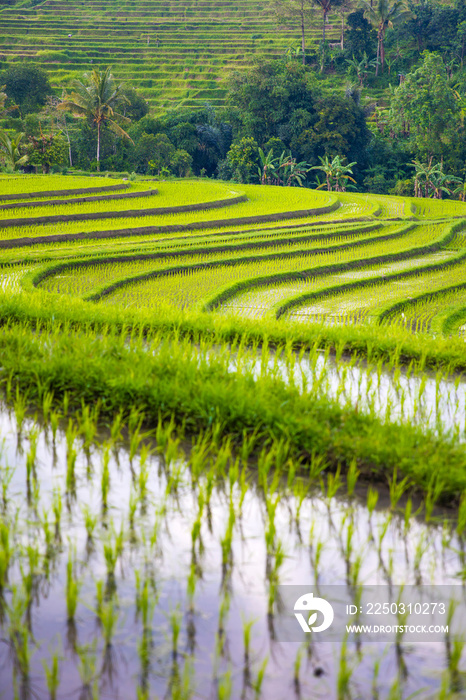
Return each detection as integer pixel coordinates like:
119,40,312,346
4,176,466,339
0,179,242,219
93,221,448,312
35,222,402,296
0,173,135,196
381,286,466,334
2,177,466,700
284,250,466,325
0,184,335,241
217,250,457,319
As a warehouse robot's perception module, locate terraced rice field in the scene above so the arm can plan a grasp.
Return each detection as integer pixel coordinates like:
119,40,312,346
0,0,341,109
3,175,466,700
6,175,465,337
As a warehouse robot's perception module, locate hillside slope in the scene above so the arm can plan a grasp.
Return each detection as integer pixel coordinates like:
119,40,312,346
0,0,341,110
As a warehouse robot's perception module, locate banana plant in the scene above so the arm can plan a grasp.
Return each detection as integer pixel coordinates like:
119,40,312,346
257,147,279,185
310,155,357,191
410,158,461,198
280,155,311,186
0,129,28,170
346,52,378,87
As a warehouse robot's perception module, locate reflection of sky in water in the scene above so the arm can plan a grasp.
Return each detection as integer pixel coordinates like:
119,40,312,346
0,399,465,699
227,346,466,438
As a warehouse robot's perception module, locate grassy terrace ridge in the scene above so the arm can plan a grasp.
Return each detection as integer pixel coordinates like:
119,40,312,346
0,0,341,107
2,174,466,504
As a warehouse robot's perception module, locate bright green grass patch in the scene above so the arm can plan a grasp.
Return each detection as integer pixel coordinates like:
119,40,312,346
0,173,127,195
0,180,243,218
0,184,335,240
285,251,466,324
95,222,445,312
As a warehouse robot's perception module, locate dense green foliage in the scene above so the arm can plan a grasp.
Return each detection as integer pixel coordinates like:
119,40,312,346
2,1,466,695
2,0,466,191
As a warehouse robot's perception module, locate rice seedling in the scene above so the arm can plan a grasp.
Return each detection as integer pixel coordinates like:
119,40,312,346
0,520,11,592
65,419,78,493
98,595,119,648
252,657,268,699
49,410,60,444
220,500,236,579
14,388,28,436
168,604,183,659
101,446,111,511
42,651,61,700
337,638,353,700
3,175,466,698
66,548,80,622
345,459,360,498
25,429,38,485
293,644,305,695
388,469,410,511
76,642,99,698
457,494,466,538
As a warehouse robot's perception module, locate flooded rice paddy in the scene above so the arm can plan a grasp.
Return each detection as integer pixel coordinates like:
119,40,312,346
1,376,466,699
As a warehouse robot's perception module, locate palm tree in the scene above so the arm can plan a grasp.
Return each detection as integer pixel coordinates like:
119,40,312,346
359,0,411,76
0,130,28,171
313,0,330,43
58,67,133,171
272,0,315,66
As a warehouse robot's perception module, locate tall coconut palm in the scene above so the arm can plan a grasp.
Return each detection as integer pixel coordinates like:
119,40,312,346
58,67,133,171
359,0,411,76
272,0,315,66
313,0,333,45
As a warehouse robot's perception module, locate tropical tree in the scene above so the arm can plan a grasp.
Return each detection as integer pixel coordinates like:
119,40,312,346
359,0,411,76
453,179,466,202
0,85,16,119
410,159,461,198
58,67,133,171
0,129,28,170
312,0,343,71
346,51,378,86
310,155,356,191
389,54,457,158
257,147,279,184
27,128,68,174
257,148,310,186
281,155,310,186
3,64,51,115
226,136,259,183
313,0,342,44
271,0,315,65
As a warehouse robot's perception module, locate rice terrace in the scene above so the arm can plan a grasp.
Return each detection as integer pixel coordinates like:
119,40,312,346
5,0,466,695
0,172,465,699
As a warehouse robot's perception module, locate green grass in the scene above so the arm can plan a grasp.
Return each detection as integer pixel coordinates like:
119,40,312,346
2,176,466,700
1,175,466,501
0,184,335,240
